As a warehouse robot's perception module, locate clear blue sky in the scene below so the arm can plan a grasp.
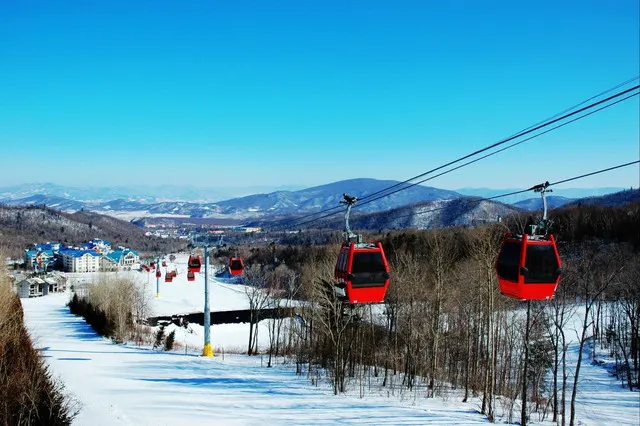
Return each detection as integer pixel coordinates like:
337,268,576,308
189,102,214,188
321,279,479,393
1,0,638,190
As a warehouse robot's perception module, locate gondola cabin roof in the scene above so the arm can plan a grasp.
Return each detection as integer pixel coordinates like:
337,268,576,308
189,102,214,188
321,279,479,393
496,233,562,301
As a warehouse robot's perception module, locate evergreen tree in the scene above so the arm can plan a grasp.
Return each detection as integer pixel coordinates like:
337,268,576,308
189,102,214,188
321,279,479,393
164,330,176,351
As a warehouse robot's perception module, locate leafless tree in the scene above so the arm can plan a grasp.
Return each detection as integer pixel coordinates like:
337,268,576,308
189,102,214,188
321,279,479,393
243,264,271,355
566,243,628,426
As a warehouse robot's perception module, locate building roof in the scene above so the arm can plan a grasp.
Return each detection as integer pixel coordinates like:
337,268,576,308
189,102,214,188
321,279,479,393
26,249,54,259
34,243,60,252
106,251,122,263
60,248,103,258
106,249,139,263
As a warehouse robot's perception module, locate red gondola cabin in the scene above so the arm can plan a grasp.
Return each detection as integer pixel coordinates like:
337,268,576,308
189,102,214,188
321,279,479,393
496,233,562,300
187,271,195,282
162,260,167,267
229,257,244,276
188,255,202,273
334,242,390,304
155,269,161,279
165,274,172,283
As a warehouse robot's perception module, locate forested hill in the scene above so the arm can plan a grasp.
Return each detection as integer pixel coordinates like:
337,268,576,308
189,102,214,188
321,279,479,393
0,204,186,258
299,197,521,231
564,188,639,208
551,198,640,248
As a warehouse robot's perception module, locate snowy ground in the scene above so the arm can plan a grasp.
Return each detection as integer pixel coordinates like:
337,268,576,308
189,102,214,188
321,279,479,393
557,307,640,425
23,294,490,425
21,255,640,425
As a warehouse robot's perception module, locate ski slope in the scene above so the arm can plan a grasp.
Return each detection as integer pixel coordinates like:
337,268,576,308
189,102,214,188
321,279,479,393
21,254,640,425
23,294,488,425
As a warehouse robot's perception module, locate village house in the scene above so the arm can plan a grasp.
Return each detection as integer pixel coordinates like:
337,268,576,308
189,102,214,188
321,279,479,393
13,273,68,298
60,249,102,273
24,239,139,273
15,277,46,298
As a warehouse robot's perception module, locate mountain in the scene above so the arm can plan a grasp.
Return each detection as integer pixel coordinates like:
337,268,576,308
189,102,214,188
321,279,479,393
1,180,633,222
564,188,640,208
455,187,626,204
212,178,461,217
0,194,88,211
0,204,187,259
512,196,574,211
1,179,461,220
0,183,305,203
302,197,520,231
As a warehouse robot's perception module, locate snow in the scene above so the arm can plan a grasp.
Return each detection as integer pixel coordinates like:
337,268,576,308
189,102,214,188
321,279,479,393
553,306,640,425
20,257,640,425
22,293,489,425
96,210,191,221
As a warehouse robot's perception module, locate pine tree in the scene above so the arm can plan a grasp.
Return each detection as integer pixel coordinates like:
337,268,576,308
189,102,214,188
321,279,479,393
153,325,165,350
164,330,176,351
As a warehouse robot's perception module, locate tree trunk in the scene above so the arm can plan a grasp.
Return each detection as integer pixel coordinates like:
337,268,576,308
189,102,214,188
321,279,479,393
521,301,531,426
247,320,254,355
570,307,591,426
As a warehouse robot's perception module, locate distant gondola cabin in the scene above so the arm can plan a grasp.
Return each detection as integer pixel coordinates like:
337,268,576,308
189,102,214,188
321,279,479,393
188,256,202,273
229,257,244,276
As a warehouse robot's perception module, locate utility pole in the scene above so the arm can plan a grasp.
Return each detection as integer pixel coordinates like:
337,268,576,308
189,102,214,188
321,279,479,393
202,245,213,357
522,300,531,426
156,255,160,298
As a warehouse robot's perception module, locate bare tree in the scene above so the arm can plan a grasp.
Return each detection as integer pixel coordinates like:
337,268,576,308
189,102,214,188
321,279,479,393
567,243,627,426
469,225,503,421
242,264,271,355
546,277,576,426
309,276,360,394
266,264,299,367
424,229,456,397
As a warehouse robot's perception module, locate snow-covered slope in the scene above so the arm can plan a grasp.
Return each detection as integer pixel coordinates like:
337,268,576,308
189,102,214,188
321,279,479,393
20,256,640,425
23,297,486,425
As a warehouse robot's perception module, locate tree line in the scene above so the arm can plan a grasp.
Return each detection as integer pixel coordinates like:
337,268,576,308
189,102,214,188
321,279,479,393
0,260,78,424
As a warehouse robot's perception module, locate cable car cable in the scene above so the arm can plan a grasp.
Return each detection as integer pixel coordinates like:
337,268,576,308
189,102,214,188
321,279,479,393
341,83,639,207
287,90,639,230
351,91,640,211
269,81,639,231
378,160,640,223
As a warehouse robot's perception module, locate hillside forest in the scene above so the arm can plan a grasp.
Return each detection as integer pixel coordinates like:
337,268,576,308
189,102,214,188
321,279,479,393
0,204,187,259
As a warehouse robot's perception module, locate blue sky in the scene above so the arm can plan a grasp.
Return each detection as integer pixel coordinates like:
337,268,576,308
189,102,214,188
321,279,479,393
1,0,638,190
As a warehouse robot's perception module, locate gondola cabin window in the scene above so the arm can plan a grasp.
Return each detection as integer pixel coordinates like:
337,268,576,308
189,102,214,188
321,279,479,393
496,241,521,283
524,244,559,284
350,251,388,288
